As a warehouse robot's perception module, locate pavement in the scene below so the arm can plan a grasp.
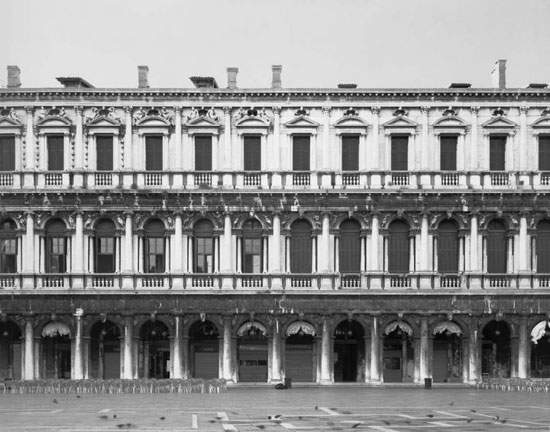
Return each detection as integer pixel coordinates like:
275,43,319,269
1,386,550,431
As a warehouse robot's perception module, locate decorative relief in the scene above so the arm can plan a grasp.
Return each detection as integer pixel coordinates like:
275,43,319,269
85,107,121,127
185,107,218,123
0,107,23,126
234,107,271,124
36,106,72,126
132,107,173,126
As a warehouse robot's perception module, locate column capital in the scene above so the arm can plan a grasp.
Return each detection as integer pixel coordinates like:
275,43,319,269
419,105,430,114
24,106,34,114
223,106,232,115
123,106,133,114
470,106,480,115
272,105,282,114
519,105,529,114
322,105,331,114
74,106,84,114
173,106,182,113
74,307,84,317
371,106,381,115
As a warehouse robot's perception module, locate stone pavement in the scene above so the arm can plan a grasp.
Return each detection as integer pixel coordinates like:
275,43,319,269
0,386,550,431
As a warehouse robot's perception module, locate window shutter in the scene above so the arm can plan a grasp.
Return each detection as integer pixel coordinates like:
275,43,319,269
539,136,550,171
195,135,212,170
391,136,408,171
290,221,312,273
487,222,507,273
489,136,506,171
438,221,459,273
388,222,409,273
47,135,64,170
145,135,163,171
440,135,457,171
339,220,361,272
96,136,113,171
342,135,359,171
243,135,261,171
0,136,15,171
292,136,310,171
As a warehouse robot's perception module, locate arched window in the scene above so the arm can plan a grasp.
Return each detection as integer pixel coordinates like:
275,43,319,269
388,220,409,273
143,219,165,273
0,219,17,273
45,219,67,273
242,219,262,273
95,219,116,273
194,219,214,273
537,220,550,273
290,220,312,273
339,219,361,273
438,220,459,273
487,220,507,273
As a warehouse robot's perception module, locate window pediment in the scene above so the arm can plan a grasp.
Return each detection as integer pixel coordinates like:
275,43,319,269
433,115,467,129
133,107,173,128
284,115,320,129
531,115,550,133
85,107,122,129
333,115,369,130
235,108,271,129
383,115,418,129
36,107,72,129
481,116,518,129
0,108,23,129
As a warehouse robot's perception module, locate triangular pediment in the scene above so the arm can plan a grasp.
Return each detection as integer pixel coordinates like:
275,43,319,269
184,116,221,128
383,115,418,128
433,115,467,128
481,116,517,128
135,116,171,128
235,116,270,128
86,116,121,128
333,115,368,128
36,116,72,128
0,116,23,128
532,115,550,129
284,115,320,128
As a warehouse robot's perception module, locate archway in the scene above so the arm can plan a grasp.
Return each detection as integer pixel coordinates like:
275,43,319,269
383,321,414,383
530,320,550,378
334,320,365,382
285,321,316,382
41,321,71,379
89,320,121,379
432,321,463,383
481,320,511,378
139,320,170,378
189,320,219,379
237,321,268,382
0,320,22,380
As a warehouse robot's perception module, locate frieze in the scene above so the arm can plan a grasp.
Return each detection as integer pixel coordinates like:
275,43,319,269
133,107,173,127
0,107,24,128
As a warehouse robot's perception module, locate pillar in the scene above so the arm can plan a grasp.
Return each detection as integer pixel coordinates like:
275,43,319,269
74,106,84,170
418,316,430,382
174,107,182,170
370,316,381,382
221,214,233,288
420,106,429,170
23,317,34,380
319,318,332,384
369,215,380,271
519,106,529,172
468,320,481,383
270,319,282,383
22,212,35,289
222,316,234,381
172,315,184,378
122,316,134,379
123,107,132,170
73,212,84,288
270,214,282,288
122,213,133,289
271,107,282,187
72,309,84,379
471,107,480,171
517,315,529,379
370,107,380,170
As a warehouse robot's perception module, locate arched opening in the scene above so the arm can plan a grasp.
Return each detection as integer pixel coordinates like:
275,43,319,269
139,320,170,378
143,219,165,273
0,219,17,274
537,220,550,273
290,220,312,273
41,321,71,379
438,220,459,273
487,220,507,273
383,321,414,383
339,219,361,273
94,219,116,273
45,219,68,273
193,220,214,273
285,321,316,382
333,320,365,382
0,320,22,380
482,320,511,378
388,220,410,273
189,320,219,378
89,320,121,379
530,320,550,378
432,321,463,383
237,321,268,382
242,219,263,273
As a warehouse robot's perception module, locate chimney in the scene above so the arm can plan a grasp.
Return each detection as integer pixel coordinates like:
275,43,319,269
227,67,238,89
138,65,149,88
491,59,506,89
271,65,282,89
7,65,21,88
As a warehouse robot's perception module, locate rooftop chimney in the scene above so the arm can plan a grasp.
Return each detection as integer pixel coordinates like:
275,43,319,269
189,76,219,89
491,59,506,89
7,66,21,88
227,67,238,89
138,65,149,89
272,65,282,89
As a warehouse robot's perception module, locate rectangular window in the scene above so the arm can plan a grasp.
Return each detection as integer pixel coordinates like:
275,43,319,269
95,237,115,273
292,135,310,171
96,136,114,171
0,238,17,273
342,135,359,171
440,135,457,170
489,135,506,171
145,135,163,171
539,135,550,171
47,135,64,171
145,237,165,273
194,237,213,273
243,135,261,171
243,238,262,273
0,136,15,171
46,237,66,273
391,135,408,171
195,135,212,171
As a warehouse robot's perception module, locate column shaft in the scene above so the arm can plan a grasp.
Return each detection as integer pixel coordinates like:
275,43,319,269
172,315,184,379
23,319,34,380
270,319,282,383
222,316,234,381
319,319,332,384
122,316,133,379
517,316,529,379
370,317,380,382
419,317,430,382
73,313,84,379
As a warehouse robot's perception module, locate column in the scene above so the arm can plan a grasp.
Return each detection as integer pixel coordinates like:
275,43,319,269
321,107,331,187
24,107,35,187
518,214,530,288
319,214,331,289
519,106,529,172
122,213,133,289
270,319,283,383
369,215,382,288
172,107,183,187
222,107,232,187
271,107,282,188
319,318,332,384
370,107,380,170
73,106,84,187
419,215,430,288
172,214,183,289
418,316,430,382
470,107,482,185
73,212,84,289
22,213,35,289
517,315,529,379
222,316,234,381
122,107,133,187
469,214,481,288
72,309,84,379
270,214,282,288
122,316,134,379
23,317,34,380
172,315,184,378
468,320,480,383
370,316,381,382
221,214,233,288
420,106,430,187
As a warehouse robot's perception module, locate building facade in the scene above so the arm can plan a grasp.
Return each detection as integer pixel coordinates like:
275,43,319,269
0,63,549,384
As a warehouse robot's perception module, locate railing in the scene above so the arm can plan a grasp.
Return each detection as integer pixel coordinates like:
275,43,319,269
190,275,215,288
243,173,261,187
390,172,409,186
340,274,361,288
240,275,263,288
140,275,165,288
145,172,163,187
90,275,115,288
389,274,411,288
194,172,213,187
490,172,510,186
287,275,314,288
292,172,310,186
538,275,550,288
487,274,512,288
0,173,14,187
441,172,459,186
540,172,550,186
45,173,63,187
94,172,113,187
342,173,360,186
440,274,461,288
0,275,17,289
41,275,65,288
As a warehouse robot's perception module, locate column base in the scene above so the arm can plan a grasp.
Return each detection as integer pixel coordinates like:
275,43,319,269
318,379,334,385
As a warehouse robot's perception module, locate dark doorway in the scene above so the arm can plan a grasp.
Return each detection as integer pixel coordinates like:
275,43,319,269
383,326,414,383
140,320,170,378
41,322,71,379
487,220,507,273
237,323,268,382
189,320,219,379
432,330,463,383
531,321,550,378
285,325,315,382
334,320,364,382
482,320,511,378
0,320,21,380
90,320,121,379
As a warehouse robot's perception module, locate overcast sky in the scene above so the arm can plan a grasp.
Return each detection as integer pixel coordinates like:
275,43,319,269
2,0,550,89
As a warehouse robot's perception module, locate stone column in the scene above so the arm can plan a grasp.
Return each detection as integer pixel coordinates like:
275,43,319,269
518,214,530,288
72,309,84,379
172,315,184,379
73,212,84,289
468,320,481,383
319,318,332,384
469,214,481,288
370,107,380,170
270,214,282,288
22,212,35,289
73,106,84,188
419,215,430,289
222,107,232,187
222,316,234,381
122,316,134,379
24,107,35,187
271,107,282,188
321,107,331,187
122,107,133,188
418,316,430,382
420,106,430,183
517,315,529,379
370,316,381,382
172,214,183,288
221,214,233,288
270,319,283,383
122,213,133,289
519,106,529,172
174,107,182,170
23,317,34,380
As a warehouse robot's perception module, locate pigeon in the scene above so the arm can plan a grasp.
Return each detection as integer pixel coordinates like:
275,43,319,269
470,409,476,413
449,401,454,406
314,406,319,410
493,416,500,422
99,415,109,420
52,399,58,404
427,414,434,418
382,420,391,425
76,395,81,399
159,417,165,421
113,414,117,419
256,425,265,430
351,423,361,428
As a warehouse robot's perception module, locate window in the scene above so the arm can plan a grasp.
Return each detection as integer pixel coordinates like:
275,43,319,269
0,219,17,273
290,219,312,273
489,136,506,171
95,219,116,273
539,136,550,171
339,219,361,273
242,219,262,273
391,136,408,171
292,135,310,171
487,220,507,273
342,135,359,171
96,136,113,171
45,219,67,273
537,220,550,273
388,220,409,273
0,136,15,171
47,135,64,171
143,219,165,273
145,135,162,171
243,135,261,171
195,135,212,171
438,220,459,273
440,135,457,171
194,220,214,273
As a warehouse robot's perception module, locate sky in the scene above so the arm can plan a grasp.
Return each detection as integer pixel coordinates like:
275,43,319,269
2,0,550,89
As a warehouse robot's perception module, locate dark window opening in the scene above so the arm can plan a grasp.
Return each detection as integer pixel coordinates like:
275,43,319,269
293,135,310,171
194,220,214,273
145,135,162,171
440,135,457,171
242,219,262,273
143,219,165,273
0,219,17,273
290,219,312,273
243,135,261,171
388,220,409,273
47,135,64,171
438,220,459,273
96,136,114,171
0,136,15,171
489,135,506,171
195,135,212,171
342,135,359,171
391,135,408,171
539,136,550,171
339,219,361,273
